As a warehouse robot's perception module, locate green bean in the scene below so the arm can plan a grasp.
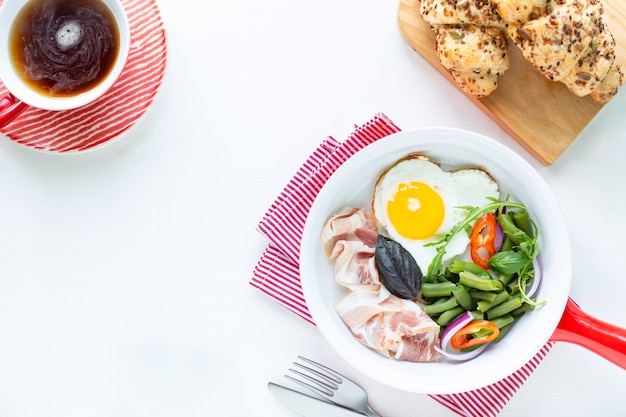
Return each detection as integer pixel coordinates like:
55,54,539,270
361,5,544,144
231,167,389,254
421,282,455,298
490,314,515,329
452,283,476,311
459,271,503,292
436,306,465,326
513,209,534,238
477,291,510,313
496,263,516,285
498,274,515,287
469,310,485,320
443,268,460,282
472,327,496,338
435,274,451,283
448,260,491,279
470,291,498,303
494,318,518,343
500,234,514,252
486,296,523,320
508,278,520,295
511,302,534,317
423,296,459,315
497,213,525,245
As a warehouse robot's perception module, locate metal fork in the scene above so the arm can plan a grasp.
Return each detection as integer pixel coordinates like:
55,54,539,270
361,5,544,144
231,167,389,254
285,356,382,417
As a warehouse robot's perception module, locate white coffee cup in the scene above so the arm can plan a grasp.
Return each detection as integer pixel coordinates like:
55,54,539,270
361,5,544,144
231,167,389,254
0,0,130,128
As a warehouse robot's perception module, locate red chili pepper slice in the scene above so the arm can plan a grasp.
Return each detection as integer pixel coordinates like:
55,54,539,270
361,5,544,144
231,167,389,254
450,320,500,350
470,213,498,270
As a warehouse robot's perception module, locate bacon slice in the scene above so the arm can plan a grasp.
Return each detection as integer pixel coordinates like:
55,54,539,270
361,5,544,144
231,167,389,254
335,287,440,362
321,206,378,255
320,207,380,292
335,286,403,330
322,207,440,362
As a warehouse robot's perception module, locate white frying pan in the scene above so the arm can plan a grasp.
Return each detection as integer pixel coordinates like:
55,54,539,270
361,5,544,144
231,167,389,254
299,128,626,394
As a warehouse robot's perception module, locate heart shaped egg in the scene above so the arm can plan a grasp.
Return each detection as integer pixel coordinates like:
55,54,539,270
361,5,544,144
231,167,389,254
372,154,500,270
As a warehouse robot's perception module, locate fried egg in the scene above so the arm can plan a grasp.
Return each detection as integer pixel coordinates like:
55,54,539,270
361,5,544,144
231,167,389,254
372,154,499,270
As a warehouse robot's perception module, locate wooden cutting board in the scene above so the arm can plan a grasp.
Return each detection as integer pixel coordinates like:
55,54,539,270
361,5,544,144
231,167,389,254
398,0,625,165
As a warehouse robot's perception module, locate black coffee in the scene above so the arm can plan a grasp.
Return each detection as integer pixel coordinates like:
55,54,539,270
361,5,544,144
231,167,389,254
9,0,120,97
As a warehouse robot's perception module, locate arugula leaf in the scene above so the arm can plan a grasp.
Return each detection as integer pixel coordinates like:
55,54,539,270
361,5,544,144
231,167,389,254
425,196,527,282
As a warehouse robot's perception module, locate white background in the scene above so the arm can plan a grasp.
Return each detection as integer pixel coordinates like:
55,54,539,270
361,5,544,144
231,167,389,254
0,0,624,416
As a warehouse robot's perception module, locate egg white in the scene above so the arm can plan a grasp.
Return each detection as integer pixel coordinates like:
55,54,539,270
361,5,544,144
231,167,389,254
372,155,500,271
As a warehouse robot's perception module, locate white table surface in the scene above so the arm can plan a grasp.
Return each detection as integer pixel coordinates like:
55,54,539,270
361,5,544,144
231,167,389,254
0,0,624,416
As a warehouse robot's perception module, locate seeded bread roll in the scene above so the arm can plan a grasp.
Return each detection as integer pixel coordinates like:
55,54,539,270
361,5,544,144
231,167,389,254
494,0,623,103
420,0,510,97
590,60,623,102
491,0,550,24
433,25,510,96
420,0,506,28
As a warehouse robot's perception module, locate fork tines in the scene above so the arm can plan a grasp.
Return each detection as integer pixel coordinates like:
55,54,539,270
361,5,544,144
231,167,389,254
285,356,343,398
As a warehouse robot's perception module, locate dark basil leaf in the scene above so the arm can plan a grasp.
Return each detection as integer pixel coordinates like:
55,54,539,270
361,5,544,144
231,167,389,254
487,250,530,275
375,235,422,299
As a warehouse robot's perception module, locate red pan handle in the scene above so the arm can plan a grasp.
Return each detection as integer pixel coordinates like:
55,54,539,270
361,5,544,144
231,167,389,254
550,297,626,369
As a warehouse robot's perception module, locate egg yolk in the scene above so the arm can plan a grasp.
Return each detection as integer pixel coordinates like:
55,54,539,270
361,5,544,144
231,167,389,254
387,181,445,240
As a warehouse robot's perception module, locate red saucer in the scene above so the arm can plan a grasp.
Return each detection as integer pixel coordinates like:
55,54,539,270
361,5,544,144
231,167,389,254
0,0,168,152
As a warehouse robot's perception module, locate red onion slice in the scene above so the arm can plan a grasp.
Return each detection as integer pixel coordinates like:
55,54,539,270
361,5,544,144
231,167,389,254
493,220,504,252
437,311,490,361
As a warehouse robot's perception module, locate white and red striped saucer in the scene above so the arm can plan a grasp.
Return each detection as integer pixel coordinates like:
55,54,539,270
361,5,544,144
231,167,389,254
0,0,167,152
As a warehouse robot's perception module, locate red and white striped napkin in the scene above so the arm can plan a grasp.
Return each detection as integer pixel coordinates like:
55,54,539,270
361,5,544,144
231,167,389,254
0,0,167,152
250,113,553,417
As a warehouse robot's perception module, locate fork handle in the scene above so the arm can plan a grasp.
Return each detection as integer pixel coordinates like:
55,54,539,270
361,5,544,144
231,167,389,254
364,405,382,417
